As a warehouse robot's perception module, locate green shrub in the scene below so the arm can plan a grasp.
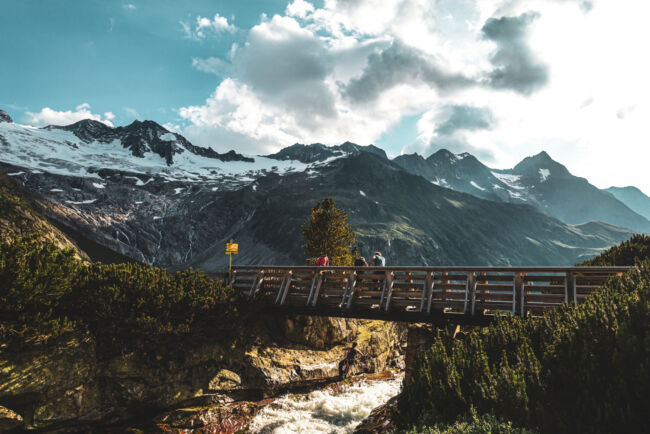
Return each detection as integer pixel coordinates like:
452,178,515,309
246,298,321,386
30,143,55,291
0,236,236,344
398,261,650,433
401,408,535,433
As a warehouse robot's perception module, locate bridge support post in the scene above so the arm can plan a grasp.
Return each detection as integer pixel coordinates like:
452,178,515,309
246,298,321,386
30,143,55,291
514,272,523,316
405,325,435,384
464,272,475,314
567,271,576,304
379,271,393,310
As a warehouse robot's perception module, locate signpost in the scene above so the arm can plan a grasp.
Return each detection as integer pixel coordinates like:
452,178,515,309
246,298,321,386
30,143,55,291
226,239,239,281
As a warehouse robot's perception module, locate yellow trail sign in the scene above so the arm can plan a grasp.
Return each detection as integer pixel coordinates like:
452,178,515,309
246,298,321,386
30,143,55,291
226,242,239,254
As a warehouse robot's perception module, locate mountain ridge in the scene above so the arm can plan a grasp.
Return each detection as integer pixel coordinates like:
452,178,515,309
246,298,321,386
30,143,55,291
604,186,650,221
0,108,643,269
395,148,650,233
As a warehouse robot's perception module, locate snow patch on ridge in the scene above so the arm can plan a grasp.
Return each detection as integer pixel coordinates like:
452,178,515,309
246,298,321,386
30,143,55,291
159,132,176,141
470,181,486,191
65,199,97,205
539,168,550,182
492,171,524,189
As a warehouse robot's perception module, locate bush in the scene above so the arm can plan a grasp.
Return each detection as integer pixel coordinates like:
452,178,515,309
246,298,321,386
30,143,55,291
0,236,236,343
401,408,535,433
397,261,650,433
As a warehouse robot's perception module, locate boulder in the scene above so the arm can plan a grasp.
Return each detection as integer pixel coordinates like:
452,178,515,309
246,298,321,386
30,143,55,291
0,406,23,431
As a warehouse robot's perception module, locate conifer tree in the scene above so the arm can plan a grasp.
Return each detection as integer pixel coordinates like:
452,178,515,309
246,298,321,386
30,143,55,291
301,198,358,265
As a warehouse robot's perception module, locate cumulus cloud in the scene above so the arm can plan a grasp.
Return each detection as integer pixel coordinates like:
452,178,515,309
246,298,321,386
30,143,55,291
408,105,496,161
182,13,236,40
344,40,476,104
435,105,494,135
191,57,232,76
481,13,549,95
26,103,115,127
179,79,303,154
286,0,314,18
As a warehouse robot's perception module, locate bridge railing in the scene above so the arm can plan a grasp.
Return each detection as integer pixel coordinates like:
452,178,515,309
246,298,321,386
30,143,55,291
225,266,631,321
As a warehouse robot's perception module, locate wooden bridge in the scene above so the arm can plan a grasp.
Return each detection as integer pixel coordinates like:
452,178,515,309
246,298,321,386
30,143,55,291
226,265,630,325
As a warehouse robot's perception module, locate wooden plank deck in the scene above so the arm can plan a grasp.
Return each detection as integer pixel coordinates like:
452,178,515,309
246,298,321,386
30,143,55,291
218,265,630,325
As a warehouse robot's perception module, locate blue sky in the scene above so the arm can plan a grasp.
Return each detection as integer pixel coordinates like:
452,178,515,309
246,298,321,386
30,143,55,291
0,0,288,124
2,0,650,192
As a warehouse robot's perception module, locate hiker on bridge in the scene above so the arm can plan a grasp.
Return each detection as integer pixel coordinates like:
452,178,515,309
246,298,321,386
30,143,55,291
370,251,386,266
316,254,329,266
354,256,368,267
339,342,364,379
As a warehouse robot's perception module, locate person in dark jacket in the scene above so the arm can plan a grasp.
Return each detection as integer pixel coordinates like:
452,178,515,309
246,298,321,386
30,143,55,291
338,342,364,378
370,251,386,266
354,256,368,267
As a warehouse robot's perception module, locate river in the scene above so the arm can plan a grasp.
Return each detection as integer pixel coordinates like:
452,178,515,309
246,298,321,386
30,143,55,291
248,374,403,433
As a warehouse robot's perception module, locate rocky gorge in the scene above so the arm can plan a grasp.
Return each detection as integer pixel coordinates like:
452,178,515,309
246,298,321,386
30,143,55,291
0,315,405,432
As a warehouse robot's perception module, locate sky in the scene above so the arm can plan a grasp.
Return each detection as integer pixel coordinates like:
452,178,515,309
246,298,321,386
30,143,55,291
1,0,649,193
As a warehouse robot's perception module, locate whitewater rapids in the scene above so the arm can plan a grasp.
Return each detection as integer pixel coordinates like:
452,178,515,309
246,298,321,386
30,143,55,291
248,374,403,433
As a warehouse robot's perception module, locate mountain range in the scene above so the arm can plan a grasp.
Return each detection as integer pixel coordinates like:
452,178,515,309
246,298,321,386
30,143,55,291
0,109,644,269
393,149,650,233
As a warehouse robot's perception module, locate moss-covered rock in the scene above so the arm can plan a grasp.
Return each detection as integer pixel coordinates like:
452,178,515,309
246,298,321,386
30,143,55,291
0,405,23,431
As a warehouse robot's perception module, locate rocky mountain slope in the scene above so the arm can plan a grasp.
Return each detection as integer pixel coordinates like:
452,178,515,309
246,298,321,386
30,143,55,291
0,168,133,264
394,149,650,233
0,171,82,254
0,110,638,269
604,186,650,221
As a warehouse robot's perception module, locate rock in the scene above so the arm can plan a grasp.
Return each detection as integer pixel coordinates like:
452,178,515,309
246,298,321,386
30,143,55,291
353,396,398,433
0,316,405,431
0,110,12,123
0,406,23,431
209,369,242,391
0,332,103,429
153,400,261,431
279,315,359,348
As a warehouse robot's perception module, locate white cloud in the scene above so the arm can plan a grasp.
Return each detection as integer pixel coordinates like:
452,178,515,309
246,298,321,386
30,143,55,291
183,13,236,40
191,57,232,76
177,0,650,193
286,0,314,18
26,103,115,127
123,3,136,10
124,107,140,119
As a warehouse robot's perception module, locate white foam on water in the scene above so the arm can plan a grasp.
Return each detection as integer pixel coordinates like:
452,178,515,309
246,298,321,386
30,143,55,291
248,375,402,433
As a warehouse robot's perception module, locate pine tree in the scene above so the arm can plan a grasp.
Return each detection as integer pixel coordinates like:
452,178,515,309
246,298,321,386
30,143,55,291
301,198,358,266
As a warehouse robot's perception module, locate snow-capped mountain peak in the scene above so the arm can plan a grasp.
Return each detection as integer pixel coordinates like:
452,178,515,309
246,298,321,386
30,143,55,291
0,109,13,123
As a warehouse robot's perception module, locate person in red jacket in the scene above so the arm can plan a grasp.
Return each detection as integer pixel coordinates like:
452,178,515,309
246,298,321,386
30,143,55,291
316,254,329,266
